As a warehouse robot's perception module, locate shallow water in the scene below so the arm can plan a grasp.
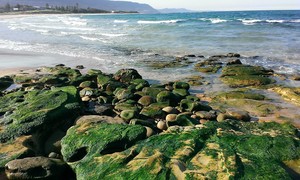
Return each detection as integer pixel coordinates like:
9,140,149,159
0,10,299,80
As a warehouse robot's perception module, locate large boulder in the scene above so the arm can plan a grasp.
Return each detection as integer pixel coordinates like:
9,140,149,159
61,120,300,179
220,65,274,87
113,69,142,84
5,156,72,179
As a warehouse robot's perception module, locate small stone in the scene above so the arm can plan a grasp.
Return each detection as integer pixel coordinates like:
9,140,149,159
191,114,197,119
227,59,242,65
226,108,251,121
199,119,208,124
166,114,177,121
144,126,154,137
120,110,136,121
55,64,65,67
76,65,85,69
227,53,241,57
81,96,90,102
138,96,155,106
48,152,61,159
217,113,227,122
162,106,178,114
157,121,167,130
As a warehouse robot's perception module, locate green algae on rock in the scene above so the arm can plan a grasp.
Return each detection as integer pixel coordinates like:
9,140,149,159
61,120,300,180
0,86,80,143
220,65,274,87
272,87,300,106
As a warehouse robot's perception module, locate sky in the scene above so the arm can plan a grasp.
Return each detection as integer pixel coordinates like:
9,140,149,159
120,0,300,11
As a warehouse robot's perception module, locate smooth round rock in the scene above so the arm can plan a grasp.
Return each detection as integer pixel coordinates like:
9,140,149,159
166,114,177,122
5,157,68,180
162,106,178,114
226,108,251,121
144,126,154,137
157,121,167,130
81,96,90,102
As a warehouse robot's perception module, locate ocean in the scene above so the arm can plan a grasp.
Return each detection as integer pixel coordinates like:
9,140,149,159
0,10,299,79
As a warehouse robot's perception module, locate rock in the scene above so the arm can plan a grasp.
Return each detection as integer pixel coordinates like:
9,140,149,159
114,101,140,111
76,65,84,69
55,64,65,67
272,87,300,106
157,121,167,130
79,87,95,97
113,69,142,84
156,91,173,104
5,157,70,180
97,74,113,88
120,110,137,121
216,113,229,122
172,88,190,98
166,114,177,121
48,152,61,159
199,119,208,124
227,59,242,65
86,104,113,116
173,82,190,90
61,117,300,180
81,96,90,102
138,96,155,106
0,136,34,168
115,88,134,100
167,114,199,127
130,79,149,91
129,119,155,128
226,108,251,121
162,106,178,114
185,54,196,58
142,87,164,99
195,111,216,120
75,115,126,125
227,53,241,57
179,99,212,112
140,103,166,118
0,76,13,91
291,75,300,81
79,81,97,89
220,65,274,87
87,69,103,76
145,126,154,137
0,86,80,143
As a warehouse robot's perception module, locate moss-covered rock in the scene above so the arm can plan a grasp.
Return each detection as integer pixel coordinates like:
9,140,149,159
220,65,274,87
142,87,165,99
0,76,13,91
61,120,300,179
113,69,142,84
138,96,155,106
140,103,167,118
173,82,190,90
130,79,149,91
211,90,280,117
173,88,190,98
167,114,199,127
180,99,212,112
0,86,80,143
272,87,300,106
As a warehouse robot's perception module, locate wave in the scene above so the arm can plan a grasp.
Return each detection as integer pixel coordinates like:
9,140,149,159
79,36,108,43
114,20,128,23
101,33,127,37
290,19,300,23
238,19,262,25
198,18,228,24
137,20,181,24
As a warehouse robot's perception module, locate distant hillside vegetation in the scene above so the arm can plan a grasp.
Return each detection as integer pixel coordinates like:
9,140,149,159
0,0,159,13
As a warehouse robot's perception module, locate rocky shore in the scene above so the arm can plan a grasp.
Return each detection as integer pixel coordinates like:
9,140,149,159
0,53,300,179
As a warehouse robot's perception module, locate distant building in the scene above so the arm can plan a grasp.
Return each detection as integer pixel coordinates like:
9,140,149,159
13,8,19,11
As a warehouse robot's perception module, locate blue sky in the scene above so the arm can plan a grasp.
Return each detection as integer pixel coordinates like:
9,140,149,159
121,0,300,11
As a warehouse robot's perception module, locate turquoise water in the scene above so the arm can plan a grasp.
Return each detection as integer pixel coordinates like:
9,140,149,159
0,10,299,75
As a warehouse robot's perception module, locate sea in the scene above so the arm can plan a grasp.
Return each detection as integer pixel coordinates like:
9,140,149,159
0,10,300,80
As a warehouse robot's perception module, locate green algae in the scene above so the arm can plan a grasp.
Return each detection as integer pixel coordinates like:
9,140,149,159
61,120,300,179
0,86,80,143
